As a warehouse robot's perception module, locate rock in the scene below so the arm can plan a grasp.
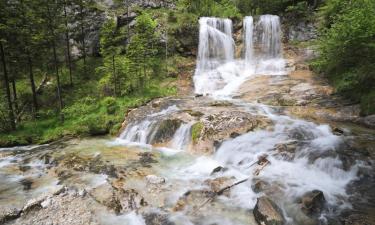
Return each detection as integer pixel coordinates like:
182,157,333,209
0,208,21,224
195,94,203,98
298,190,326,216
210,166,227,175
22,195,47,213
151,119,182,144
117,189,147,213
19,178,33,190
332,127,344,136
173,190,214,212
143,212,175,225
253,197,285,225
344,214,375,225
89,183,121,212
146,175,166,185
204,177,234,194
361,115,375,128
41,197,52,208
252,179,270,193
138,152,157,166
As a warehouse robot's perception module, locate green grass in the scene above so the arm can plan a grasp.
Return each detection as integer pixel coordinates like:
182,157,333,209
0,78,177,147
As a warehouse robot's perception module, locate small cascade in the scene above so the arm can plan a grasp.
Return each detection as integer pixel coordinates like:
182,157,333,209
170,123,193,150
119,120,158,144
257,15,282,58
118,105,180,144
244,16,254,64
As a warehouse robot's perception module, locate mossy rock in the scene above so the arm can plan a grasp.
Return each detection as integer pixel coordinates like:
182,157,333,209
191,122,204,143
151,119,182,144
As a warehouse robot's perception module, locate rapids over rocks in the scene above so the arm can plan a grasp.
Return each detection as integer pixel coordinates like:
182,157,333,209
0,16,374,225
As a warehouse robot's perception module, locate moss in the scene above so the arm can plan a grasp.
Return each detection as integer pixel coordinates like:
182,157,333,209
191,122,204,143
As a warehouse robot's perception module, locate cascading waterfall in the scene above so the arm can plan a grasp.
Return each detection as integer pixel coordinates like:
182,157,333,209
196,17,235,73
244,16,254,64
194,17,237,95
257,15,282,58
194,15,286,96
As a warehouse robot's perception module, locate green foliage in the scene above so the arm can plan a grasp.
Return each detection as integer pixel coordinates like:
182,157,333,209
191,122,204,143
312,0,375,115
178,0,240,18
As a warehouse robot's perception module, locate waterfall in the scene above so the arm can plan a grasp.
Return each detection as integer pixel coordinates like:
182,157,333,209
244,16,254,64
196,17,234,72
194,17,236,95
171,123,193,150
257,15,282,58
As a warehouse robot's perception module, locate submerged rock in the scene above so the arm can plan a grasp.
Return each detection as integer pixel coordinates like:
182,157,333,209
253,196,285,225
143,212,175,225
146,175,166,185
298,190,326,216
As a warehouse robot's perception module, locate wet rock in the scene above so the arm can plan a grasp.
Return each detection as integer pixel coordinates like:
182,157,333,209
252,179,270,193
146,175,166,185
253,196,285,225
173,189,214,211
151,119,182,144
298,190,326,216
18,165,31,172
204,177,235,194
332,127,345,136
344,214,375,225
274,141,297,160
19,178,33,190
210,101,233,107
138,152,157,166
143,212,175,225
210,166,228,175
0,208,21,224
117,189,148,213
230,132,240,138
89,183,121,213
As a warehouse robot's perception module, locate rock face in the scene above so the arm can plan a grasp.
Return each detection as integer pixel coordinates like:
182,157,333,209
299,190,326,216
253,197,285,225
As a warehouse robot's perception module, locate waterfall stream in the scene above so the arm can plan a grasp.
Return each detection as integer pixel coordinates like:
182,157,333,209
114,15,360,225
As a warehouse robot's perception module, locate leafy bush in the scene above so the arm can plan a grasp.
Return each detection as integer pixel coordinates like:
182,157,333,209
313,0,375,115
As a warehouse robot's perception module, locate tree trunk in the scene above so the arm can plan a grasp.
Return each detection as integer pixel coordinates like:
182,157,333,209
11,78,18,112
0,42,16,130
52,41,64,122
64,1,73,86
27,52,38,115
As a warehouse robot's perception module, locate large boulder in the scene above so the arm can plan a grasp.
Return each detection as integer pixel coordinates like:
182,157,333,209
253,197,285,225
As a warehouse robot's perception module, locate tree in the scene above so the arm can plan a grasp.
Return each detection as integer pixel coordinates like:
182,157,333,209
99,17,127,96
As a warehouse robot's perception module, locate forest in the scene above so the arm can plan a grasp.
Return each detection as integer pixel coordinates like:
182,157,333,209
0,0,374,146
